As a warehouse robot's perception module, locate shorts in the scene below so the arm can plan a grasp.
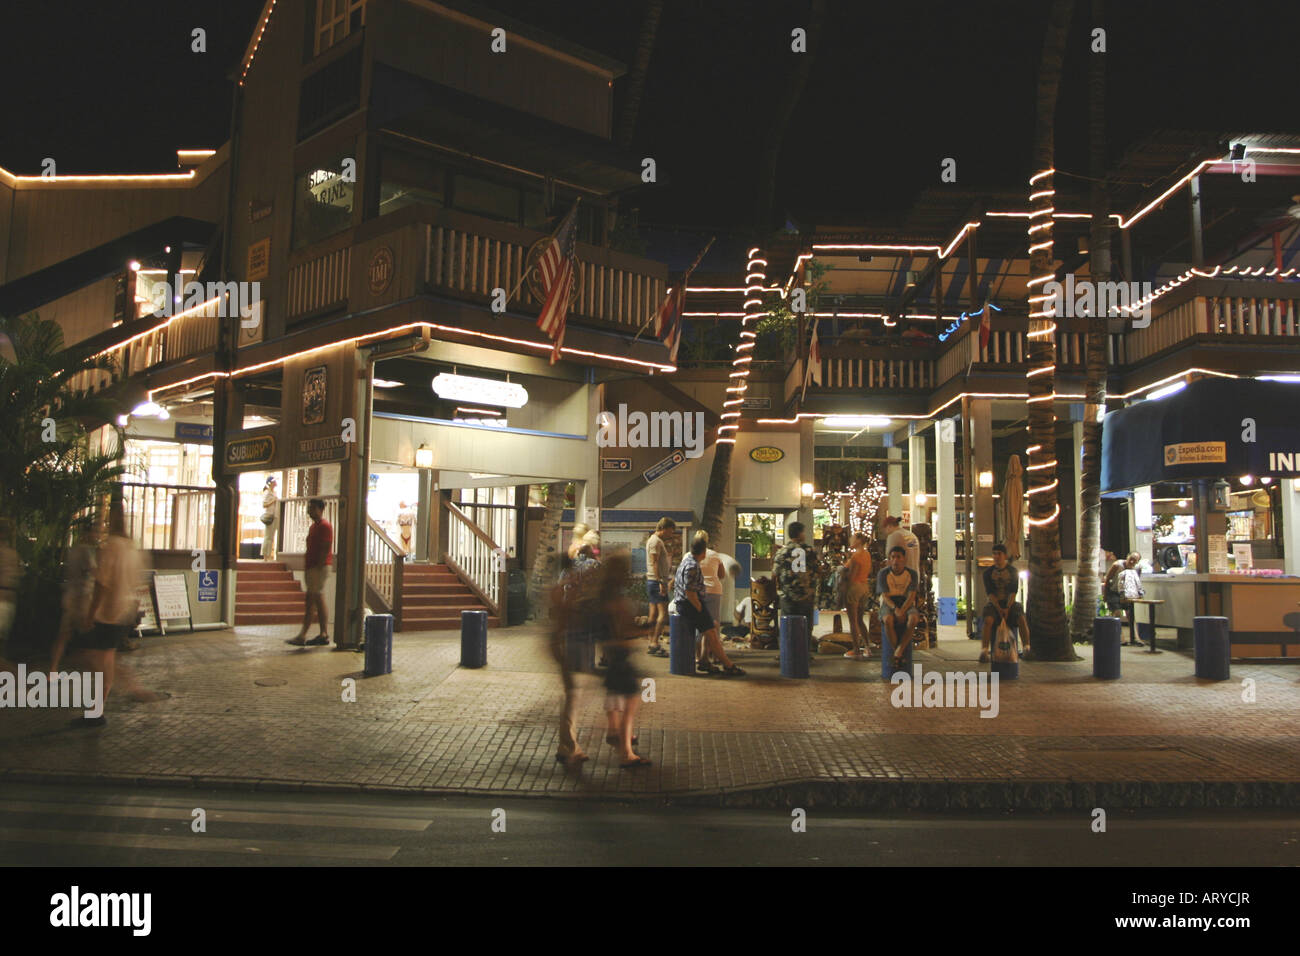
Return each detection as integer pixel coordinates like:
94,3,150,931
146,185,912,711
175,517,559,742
982,601,1024,627
880,601,918,625
73,621,130,651
700,594,722,633
677,599,714,634
305,565,330,594
646,579,668,605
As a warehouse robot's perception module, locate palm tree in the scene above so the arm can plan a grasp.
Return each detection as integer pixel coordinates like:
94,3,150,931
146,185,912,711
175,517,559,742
700,0,827,541
1024,0,1076,661
615,1,664,150
526,481,568,618
1071,0,1108,642
0,313,125,656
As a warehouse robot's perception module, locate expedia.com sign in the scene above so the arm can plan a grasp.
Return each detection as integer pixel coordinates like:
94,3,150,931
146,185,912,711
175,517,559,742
225,435,276,469
1164,442,1226,466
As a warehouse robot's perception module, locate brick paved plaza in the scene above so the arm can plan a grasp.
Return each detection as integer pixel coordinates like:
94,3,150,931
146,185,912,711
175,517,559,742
3,624,1299,808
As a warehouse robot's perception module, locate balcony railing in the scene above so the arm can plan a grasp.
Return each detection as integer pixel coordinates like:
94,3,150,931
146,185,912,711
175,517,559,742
67,300,223,396
1125,280,1300,365
279,495,341,555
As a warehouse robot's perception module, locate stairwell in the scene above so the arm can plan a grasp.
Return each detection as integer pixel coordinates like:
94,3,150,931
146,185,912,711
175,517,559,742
234,562,305,626
401,563,498,630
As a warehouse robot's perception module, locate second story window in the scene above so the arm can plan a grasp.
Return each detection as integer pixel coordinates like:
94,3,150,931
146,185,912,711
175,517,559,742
316,0,366,57
293,152,356,250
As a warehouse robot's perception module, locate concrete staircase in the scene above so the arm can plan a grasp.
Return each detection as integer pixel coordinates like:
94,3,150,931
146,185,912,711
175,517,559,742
401,563,498,630
234,561,305,626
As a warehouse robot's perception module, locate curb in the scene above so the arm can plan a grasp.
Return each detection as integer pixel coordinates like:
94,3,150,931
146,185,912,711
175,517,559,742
4,768,1299,810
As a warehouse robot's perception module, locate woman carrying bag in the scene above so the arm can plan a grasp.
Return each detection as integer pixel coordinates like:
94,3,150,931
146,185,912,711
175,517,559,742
261,476,279,562
1118,552,1145,646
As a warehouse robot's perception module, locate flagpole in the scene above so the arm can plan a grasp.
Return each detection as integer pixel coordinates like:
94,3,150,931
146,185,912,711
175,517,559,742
632,236,715,344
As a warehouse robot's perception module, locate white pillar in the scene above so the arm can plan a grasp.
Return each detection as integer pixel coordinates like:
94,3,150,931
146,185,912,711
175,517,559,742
577,384,603,532
934,422,957,601
908,432,927,523
887,445,903,518
1282,479,1300,575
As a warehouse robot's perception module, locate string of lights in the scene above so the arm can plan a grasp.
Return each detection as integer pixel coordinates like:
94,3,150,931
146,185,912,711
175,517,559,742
1025,166,1060,533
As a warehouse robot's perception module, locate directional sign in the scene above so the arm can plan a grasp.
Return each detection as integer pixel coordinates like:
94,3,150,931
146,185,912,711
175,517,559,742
601,458,632,472
643,450,686,483
198,571,219,603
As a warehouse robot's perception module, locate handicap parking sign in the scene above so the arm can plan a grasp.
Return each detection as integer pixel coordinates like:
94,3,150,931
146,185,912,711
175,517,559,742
198,571,219,603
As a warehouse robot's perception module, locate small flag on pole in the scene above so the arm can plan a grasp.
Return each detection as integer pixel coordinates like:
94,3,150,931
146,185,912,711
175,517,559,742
535,201,580,364
807,321,822,386
649,237,714,365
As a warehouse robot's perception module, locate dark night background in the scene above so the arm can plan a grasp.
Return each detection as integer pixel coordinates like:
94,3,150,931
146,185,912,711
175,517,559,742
2,0,1297,233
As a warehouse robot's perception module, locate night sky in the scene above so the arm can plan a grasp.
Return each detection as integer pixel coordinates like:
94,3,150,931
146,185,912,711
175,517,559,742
3,0,1298,235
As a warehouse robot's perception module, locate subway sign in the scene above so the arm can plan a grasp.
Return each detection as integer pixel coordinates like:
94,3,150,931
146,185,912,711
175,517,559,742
225,435,276,469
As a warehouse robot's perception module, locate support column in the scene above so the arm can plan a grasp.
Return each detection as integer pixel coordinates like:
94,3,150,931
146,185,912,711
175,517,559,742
416,467,436,561
908,430,926,523
1072,419,1085,568
798,416,816,529
887,445,904,519
1189,174,1204,268
934,419,957,602
973,400,994,561
1281,479,1300,575
337,348,371,650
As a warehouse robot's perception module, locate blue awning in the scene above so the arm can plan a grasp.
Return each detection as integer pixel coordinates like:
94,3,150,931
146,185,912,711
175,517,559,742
1101,378,1300,491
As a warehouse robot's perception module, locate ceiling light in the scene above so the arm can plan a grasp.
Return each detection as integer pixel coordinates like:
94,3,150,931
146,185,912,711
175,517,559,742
822,415,891,428
1240,475,1254,486
372,378,403,388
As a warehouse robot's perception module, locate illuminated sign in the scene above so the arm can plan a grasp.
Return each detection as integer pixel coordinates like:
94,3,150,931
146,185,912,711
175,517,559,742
432,373,528,408
225,435,275,468
749,446,785,463
1164,442,1226,466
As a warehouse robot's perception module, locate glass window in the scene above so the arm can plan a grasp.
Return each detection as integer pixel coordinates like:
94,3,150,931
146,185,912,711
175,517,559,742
378,150,444,217
316,0,366,56
293,153,356,249
451,174,520,223
521,190,548,230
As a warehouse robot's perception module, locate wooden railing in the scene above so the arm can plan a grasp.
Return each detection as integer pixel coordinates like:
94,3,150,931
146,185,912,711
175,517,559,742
279,495,341,555
364,516,404,630
426,211,666,332
286,246,351,318
120,482,215,551
67,301,222,396
442,498,507,620
1124,282,1300,364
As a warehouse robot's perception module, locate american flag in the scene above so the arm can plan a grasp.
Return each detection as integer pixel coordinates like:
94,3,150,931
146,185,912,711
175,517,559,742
535,202,580,364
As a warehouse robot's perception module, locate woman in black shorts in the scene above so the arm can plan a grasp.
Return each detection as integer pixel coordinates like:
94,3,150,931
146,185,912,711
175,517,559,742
598,553,651,767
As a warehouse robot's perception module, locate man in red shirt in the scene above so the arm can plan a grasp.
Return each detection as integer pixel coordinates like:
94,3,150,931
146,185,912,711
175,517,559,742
287,498,333,647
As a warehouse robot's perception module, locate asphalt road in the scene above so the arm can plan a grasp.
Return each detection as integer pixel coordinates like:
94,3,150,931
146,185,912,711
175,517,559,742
2,784,1298,867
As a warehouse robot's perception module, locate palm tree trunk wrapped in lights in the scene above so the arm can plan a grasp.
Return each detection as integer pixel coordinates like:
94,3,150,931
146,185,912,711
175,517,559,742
1071,0,1109,643
1024,0,1076,661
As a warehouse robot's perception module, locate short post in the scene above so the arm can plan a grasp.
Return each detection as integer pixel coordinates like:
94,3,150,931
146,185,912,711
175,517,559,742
1193,615,1231,681
780,614,810,678
881,621,913,680
460,609,487,668
363,613,394,676
668,613,694,676
1092,616,1122,680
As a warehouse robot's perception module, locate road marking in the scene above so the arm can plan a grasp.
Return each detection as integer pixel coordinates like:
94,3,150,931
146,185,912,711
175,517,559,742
0,827,399,861
0,799,431,831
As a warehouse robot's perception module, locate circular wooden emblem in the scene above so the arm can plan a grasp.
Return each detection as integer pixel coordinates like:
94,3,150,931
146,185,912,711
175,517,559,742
368,246,395,296
524,237,582,305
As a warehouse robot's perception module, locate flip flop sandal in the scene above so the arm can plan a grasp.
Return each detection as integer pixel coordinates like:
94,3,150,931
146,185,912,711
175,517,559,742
696,662,720,675
620,756,652,768
286,636,309,646
306,635,330,646
722,665,746,676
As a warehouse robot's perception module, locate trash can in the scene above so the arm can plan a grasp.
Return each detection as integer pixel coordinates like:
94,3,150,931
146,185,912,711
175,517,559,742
780,614,810,679
669,613,695,676
938,597,958,627
1092,616,1122,680
506,569,528,626
1193,616,1230,681
364,613,393,676
881,623,913,680
460,609,488,668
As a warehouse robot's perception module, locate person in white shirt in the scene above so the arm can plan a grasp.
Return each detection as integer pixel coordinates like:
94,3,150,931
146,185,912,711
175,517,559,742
261,476,279,561
882,515,921,577
644,518,675,656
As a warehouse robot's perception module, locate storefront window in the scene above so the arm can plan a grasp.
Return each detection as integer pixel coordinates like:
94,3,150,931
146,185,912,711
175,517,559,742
293,152,356,249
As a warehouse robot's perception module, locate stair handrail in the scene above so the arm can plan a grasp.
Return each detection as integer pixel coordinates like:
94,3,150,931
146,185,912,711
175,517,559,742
441,498,507,621
364,515,405,631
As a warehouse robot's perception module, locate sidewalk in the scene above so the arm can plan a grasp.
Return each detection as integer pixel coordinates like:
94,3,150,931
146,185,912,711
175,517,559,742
3,622,1299,809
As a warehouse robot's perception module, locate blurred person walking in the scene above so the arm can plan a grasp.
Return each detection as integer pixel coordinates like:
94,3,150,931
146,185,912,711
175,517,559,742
50,525,98,673
598,553,651,767
549,553,588,769
287,498,332,646
0,519,19,659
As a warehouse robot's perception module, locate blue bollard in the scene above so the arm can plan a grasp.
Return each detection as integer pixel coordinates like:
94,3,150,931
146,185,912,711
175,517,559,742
460,609,487,668
938,597,958,627
880,620,913,680
1193,616,1231,681
780,614,810,678
364,613,393,676
669,613,695,676
1093,616,1122,680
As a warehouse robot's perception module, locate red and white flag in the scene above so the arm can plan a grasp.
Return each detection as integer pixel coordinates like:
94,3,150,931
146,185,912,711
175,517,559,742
535,202,580,364
651,237,713,366
806,321,822,386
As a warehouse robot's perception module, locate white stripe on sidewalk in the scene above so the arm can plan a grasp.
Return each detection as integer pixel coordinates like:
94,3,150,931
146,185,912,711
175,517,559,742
0,799,431,831
0,827,399,861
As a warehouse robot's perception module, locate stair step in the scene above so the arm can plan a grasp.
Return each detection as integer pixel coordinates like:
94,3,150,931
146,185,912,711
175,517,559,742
235,612,305,625
402,584,474,597
236,595,305,608
237,581,303,594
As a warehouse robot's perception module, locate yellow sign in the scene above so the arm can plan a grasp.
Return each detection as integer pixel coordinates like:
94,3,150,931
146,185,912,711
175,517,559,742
1164,442,1226,466
247,238,270,281
225,435,275,469
749,445,785,463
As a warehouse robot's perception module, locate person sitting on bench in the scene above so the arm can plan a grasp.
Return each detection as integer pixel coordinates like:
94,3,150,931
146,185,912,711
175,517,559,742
877,545,919,667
